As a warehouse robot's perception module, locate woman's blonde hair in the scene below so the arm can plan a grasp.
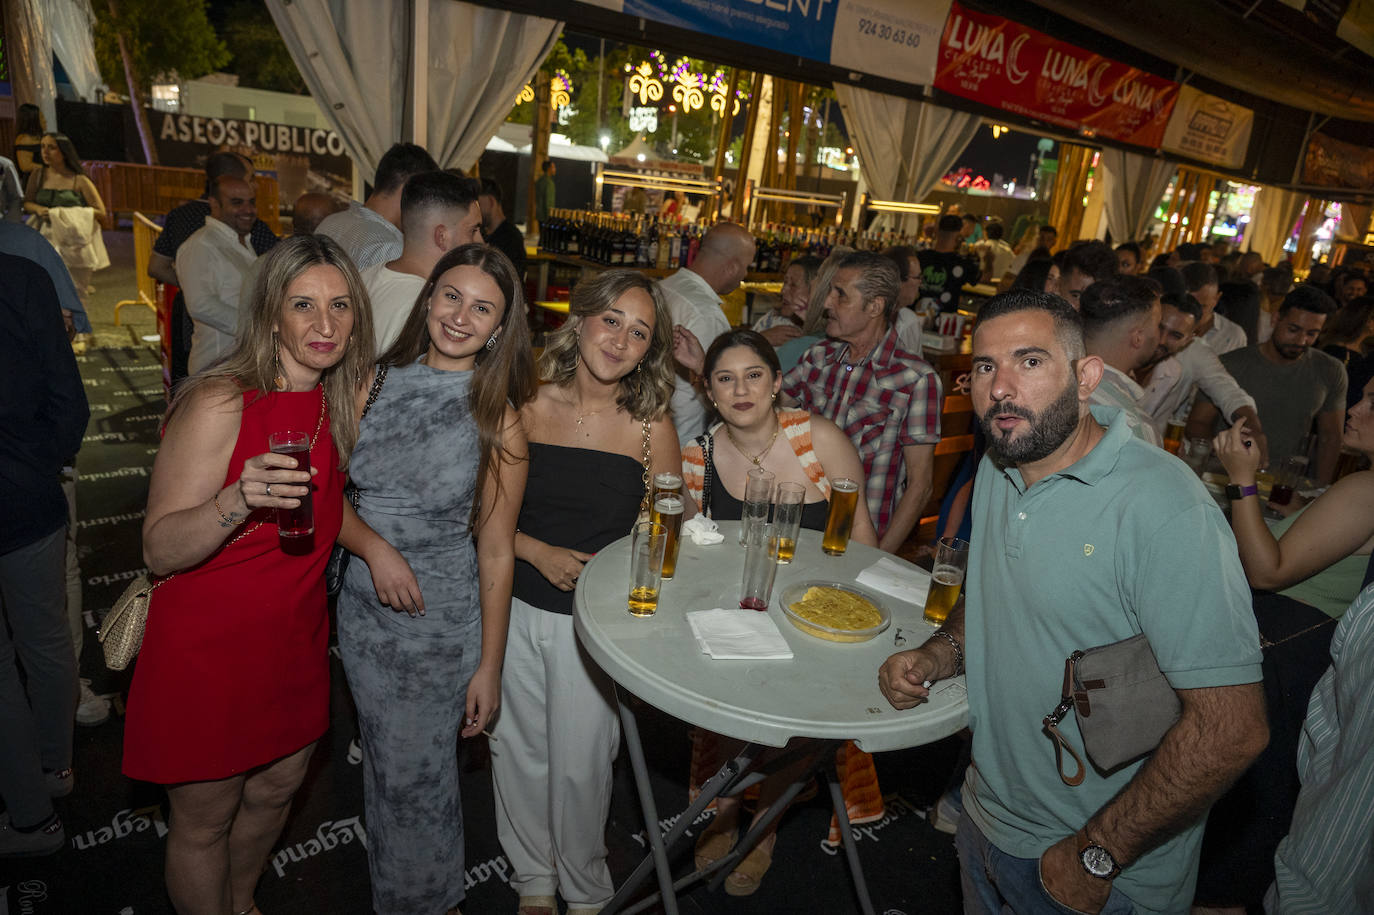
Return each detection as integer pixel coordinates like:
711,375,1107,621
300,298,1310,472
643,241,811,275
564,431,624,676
165,235,376,468
799,245,855,336
538,270,675,422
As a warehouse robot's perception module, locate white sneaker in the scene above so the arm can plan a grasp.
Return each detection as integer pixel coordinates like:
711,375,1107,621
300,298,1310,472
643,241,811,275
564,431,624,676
929,790,962,835
76,679,111,727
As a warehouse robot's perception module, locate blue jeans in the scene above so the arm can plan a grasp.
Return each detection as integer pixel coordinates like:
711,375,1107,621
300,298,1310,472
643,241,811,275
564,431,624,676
956,813,1136,915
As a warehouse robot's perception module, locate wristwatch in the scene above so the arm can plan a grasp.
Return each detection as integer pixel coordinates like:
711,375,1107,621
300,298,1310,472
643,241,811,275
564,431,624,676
1224,482,1259,500
1077,829,1121,879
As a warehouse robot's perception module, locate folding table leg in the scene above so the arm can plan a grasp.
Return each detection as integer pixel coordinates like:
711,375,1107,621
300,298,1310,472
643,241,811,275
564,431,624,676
827,765,877,915
610,690,679,915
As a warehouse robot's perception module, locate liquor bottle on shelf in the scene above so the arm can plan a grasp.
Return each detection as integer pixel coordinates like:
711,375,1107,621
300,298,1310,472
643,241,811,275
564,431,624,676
668,226,683,269
656,224,673,270
636,219,651,268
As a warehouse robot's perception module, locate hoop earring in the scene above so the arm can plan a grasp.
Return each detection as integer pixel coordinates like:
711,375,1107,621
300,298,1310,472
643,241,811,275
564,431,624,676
485,334,498,351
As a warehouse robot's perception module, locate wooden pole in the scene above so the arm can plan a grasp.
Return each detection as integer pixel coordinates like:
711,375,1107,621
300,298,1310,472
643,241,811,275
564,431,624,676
731,72,763,224
527,70,552,235
710,68,740,222
783,81,803,223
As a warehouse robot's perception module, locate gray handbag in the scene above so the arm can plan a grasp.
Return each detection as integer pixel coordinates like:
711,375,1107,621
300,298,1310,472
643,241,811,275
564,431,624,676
1043,634,1182,786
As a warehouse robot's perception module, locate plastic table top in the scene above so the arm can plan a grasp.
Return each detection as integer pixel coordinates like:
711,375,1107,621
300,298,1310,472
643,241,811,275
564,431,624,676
573,522,968,753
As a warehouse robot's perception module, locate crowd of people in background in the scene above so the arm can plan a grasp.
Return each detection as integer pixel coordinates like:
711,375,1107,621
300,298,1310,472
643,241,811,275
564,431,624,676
3,130,1374,915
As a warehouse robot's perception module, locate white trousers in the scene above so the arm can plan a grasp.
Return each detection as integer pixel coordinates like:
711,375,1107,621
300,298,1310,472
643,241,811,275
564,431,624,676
490,597,620,907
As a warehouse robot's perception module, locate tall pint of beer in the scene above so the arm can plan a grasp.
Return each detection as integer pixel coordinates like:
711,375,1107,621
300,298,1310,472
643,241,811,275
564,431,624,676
650,494,685,579
653,472,683,499
923,536,969,625
822,478,860,556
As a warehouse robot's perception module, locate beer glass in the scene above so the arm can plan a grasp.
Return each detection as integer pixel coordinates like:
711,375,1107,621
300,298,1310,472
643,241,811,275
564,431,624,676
1181,437,1211,475
923,536,969,625
822,478,860,556
653,471,682,500
773,482,805,564
739,467,775,545
268,431,313,540
1269,456,1306,506
740,522,781,611
628,521,668,617
650,493,685,579
1163,420,1185,455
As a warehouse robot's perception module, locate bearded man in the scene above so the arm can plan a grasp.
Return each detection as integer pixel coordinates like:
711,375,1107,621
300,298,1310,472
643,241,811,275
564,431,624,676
879,289,1268,914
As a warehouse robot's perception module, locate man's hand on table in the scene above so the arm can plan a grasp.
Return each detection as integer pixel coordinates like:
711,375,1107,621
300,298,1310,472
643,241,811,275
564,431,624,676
878,648,940,709
1040,835,1112,914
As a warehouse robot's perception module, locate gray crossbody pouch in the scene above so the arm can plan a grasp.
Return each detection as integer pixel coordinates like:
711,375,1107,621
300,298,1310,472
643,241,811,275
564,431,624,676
1043,633,1182,786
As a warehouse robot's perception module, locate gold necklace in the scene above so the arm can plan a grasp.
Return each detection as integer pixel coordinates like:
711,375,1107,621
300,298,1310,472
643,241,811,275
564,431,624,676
726,421,780,467
572,392,615,429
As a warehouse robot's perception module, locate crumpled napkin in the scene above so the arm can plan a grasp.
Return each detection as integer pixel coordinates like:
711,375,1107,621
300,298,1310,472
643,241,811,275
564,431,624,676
686,608,794,660
682,514,724,545
856,556,931,605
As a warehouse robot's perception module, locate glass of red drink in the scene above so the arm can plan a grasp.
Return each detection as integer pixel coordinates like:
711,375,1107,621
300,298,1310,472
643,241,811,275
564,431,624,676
268,431,313,540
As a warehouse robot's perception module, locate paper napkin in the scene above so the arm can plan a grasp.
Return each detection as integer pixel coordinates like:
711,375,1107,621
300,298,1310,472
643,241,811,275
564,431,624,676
855,556,932,605
686,608,794,660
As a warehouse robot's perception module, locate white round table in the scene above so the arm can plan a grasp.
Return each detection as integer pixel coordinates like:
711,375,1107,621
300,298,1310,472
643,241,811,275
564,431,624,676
573,522,968,915
574,522,968,752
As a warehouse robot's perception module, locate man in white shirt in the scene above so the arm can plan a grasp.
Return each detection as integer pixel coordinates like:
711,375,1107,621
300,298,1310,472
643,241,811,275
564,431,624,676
316,142,438,271
659,222,755,445
1079,276,1163,445
975,221,1015,285
176,176,258,375
1183,262,1247,354
1136,295,1265,461
361,172,483,353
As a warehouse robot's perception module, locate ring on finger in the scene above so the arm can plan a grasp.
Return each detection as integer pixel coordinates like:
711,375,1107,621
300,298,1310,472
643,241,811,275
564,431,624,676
266,483,273,497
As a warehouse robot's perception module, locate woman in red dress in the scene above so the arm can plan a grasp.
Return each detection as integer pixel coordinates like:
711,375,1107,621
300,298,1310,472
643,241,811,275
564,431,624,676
123,235,374,915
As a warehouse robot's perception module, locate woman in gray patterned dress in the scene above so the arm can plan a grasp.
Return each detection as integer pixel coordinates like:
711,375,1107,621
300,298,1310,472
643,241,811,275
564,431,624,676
335,244,535,915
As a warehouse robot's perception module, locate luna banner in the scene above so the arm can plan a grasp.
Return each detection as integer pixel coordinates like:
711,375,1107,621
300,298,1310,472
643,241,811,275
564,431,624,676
933,2,1180,149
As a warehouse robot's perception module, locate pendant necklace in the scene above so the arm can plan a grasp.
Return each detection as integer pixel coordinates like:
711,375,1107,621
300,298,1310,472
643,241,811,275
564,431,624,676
726,421,781,467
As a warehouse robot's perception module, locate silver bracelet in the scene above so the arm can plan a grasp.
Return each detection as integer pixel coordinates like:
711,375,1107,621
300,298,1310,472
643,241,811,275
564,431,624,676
927,629,965,677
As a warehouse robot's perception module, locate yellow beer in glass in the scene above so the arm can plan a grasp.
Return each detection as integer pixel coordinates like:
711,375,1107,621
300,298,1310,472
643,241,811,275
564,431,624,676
650,494,684,579
822,478,860,556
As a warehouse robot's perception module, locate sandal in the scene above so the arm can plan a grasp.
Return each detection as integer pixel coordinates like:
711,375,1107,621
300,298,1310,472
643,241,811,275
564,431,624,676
517,895,556,915
724,832,776,897
693,813,737,872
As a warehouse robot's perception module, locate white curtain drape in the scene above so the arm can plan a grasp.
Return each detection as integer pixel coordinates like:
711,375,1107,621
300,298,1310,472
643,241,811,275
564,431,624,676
1247,186,1306,266
266,0,560,183
833,84,981,210
47,0,102,102
3,0,59,128
1099,148,1175,245
427,5,561,172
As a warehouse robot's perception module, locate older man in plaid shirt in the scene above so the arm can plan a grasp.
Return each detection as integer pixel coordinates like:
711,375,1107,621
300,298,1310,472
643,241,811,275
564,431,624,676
782,250,941,551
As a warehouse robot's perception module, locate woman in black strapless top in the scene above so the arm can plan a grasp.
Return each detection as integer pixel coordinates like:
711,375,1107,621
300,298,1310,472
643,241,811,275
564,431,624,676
493,270,680,915
676,329,879,897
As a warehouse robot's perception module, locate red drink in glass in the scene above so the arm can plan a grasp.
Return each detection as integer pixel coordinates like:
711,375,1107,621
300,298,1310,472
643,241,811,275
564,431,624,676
268,432,313,540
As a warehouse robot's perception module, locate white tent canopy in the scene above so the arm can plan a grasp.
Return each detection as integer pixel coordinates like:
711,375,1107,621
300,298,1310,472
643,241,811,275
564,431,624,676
265,0,561,183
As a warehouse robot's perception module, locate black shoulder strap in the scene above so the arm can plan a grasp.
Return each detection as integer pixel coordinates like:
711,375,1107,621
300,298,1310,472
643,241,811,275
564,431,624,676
361,364,388,420
697,432,714,517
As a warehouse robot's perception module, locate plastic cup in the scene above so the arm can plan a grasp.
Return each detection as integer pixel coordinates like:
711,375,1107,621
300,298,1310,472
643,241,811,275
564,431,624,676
740,522,781,611
773,482,805,564
628,521,668,617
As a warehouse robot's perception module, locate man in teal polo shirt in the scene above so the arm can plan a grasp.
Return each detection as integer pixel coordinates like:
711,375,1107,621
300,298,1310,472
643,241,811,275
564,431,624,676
880,289,1268,914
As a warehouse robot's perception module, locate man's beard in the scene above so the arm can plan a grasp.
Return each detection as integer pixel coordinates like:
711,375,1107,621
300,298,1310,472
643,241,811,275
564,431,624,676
1274,342,1308,361
980,379,1084,467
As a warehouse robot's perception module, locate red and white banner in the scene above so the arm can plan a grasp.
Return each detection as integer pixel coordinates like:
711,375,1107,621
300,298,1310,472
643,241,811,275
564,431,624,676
933,2,1180,148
